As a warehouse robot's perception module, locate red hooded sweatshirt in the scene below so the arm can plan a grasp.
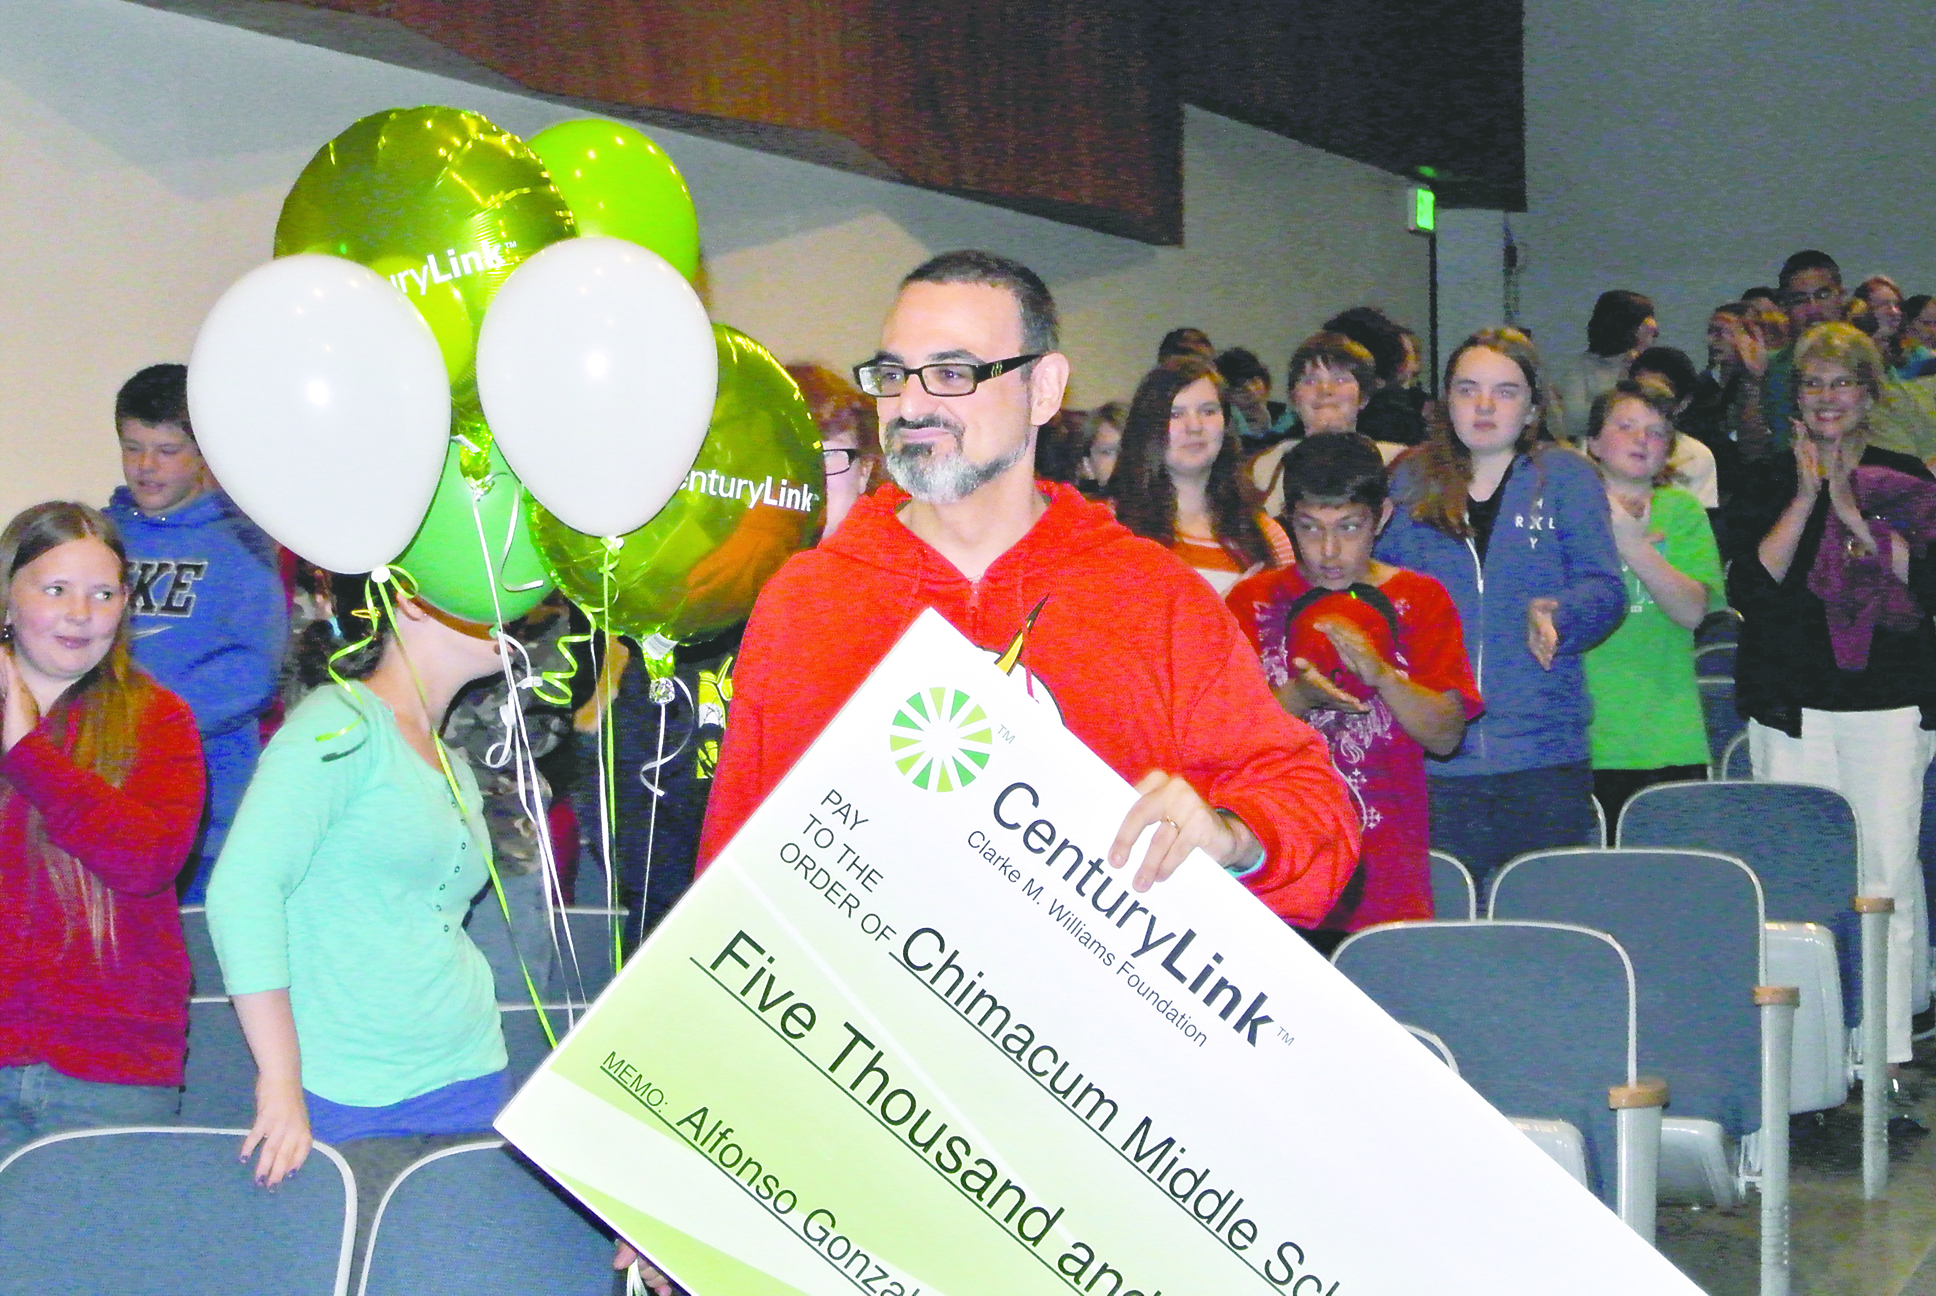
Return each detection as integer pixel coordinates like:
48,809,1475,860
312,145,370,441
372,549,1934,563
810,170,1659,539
698,482,1359,925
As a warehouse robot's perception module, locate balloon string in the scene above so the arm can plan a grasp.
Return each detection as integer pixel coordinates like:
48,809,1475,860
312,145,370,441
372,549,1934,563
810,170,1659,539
466,485,566,1047
532,535,620,708
593,551,621,979
635,676,695,796
310,570,394,744
639,684,668,954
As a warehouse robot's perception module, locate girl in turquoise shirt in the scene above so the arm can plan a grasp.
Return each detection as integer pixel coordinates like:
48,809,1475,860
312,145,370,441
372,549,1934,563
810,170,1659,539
208,572,507,1187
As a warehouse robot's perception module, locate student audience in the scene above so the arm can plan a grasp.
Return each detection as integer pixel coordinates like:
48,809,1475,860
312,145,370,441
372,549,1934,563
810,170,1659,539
29,236,1936,1270
1229,434,1479,952
1762,250,1852,448
1249,332,1405,517
1375,328,1625,895
1558,289,1659,440
1075,400,1126,497
1108,356,1294,593
1902,294,1936,378
207,570,510,1187
786,364,882,541
1579,378,1725,825
0,503,205,1158
1324,306,1429,446
1217,346,1290,447
1629,344,1723,511
105,365,286,904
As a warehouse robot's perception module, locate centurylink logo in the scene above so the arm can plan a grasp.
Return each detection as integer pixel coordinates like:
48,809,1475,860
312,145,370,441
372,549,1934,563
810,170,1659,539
888,687,994,792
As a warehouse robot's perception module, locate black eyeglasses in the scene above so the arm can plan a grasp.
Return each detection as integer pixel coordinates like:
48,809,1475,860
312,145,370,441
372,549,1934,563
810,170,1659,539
821,447,860,476
1780,284,1841,309
852,354,1043,398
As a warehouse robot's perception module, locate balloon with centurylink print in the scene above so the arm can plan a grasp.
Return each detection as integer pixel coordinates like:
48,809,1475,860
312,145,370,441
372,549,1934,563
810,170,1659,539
396,438,553,624
273,105,576,413
188,255,449,573
531,324,823,660
477,236,718,538
527,119,700,281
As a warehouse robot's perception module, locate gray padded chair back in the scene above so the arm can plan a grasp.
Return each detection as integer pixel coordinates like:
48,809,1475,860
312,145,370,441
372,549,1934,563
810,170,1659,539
181,996,256,1126
1332,920,1636,1206
1428,850,1477,920
500,1003,576,1089
1695,608,1742,645
358,1139,611,1296
1719,731,1752,780
1491,848,1764,1138
1619,779,1861,1017
178,904,221,996
1693,641,1736,680
1698,678,1745,766
547,907,626,1003
0,1127,354,1296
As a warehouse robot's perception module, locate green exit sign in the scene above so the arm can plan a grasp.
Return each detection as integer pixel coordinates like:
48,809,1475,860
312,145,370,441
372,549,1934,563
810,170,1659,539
1407,187,1436,234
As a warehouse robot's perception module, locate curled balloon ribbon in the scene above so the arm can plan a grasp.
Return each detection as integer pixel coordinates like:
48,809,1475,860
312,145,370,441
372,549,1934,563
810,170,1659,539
310,563,415,743
460,489,619,1047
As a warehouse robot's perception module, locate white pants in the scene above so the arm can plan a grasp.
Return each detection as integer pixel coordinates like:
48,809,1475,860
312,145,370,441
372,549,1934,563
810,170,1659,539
1751,709,1935,1063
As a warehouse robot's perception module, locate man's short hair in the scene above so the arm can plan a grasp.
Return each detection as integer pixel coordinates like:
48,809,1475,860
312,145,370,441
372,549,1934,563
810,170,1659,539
1215,346,1270,391
1777,250,1841,291
902,250,1059,355
1157,327,1214,362
1321,306,1405,382
115,363,192,435
1281,432,1388,512
1629,345,1699,403
1287,332,1377,394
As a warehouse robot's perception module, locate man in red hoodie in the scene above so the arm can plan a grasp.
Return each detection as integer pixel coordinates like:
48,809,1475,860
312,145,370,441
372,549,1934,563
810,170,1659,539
696,250,1358,919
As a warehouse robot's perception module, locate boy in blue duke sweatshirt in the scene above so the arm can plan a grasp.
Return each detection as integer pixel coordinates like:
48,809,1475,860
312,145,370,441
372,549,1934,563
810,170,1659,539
104,364,287,903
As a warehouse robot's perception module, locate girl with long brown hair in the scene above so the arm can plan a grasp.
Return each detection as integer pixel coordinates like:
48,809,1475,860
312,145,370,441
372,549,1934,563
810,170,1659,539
0,502,204,1156
1108,356,1293,593
1374,328,1625,897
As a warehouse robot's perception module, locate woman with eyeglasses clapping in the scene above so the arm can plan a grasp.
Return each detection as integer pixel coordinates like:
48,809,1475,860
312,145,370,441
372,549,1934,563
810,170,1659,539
1725,322,1936,1088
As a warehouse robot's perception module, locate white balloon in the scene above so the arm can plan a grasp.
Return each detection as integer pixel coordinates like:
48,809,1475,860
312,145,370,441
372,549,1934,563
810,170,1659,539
476,237,717,537
188,255,450,573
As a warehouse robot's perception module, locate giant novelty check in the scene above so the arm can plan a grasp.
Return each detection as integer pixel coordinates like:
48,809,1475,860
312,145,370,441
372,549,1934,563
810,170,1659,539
497,609,1696,1294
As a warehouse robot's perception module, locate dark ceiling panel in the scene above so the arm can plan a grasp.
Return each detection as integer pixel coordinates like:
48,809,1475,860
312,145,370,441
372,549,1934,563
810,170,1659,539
130,0,1521,233
169,0,1184,243
1176,0,1525,210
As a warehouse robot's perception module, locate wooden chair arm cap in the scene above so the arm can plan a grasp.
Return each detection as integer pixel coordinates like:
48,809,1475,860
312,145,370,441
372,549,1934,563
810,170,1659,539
1754,985,1802,1007
1608,1077,1669,1109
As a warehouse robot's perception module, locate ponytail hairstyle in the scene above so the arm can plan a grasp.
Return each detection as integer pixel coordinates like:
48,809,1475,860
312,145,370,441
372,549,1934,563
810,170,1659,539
1108,357,1275,569
292,570,390,692
0,502,151,958
1404,328,1552,538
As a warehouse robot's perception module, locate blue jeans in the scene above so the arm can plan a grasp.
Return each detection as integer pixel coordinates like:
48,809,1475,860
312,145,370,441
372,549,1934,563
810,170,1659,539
0,1063,180,1161
1427,763,1599,907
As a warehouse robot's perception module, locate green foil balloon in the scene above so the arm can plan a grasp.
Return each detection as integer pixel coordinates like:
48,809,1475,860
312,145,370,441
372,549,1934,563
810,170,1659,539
527,119,700,281
532,325,823,661
274,106,576,410
397,438,553,623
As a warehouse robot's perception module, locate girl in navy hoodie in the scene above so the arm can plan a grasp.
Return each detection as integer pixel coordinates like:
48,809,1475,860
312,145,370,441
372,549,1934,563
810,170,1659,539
1377,328,1625,896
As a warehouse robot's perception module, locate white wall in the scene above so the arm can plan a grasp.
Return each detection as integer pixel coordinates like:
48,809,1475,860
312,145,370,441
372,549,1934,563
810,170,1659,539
1511,0,1936,372
0,0,1429,520
1432,209,1510,372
